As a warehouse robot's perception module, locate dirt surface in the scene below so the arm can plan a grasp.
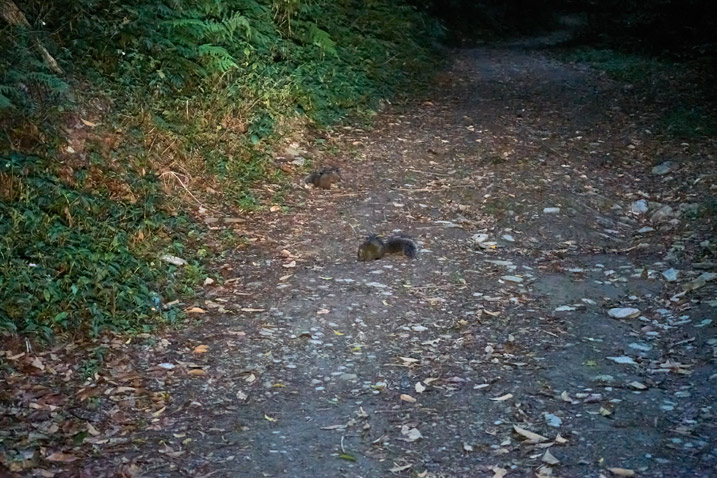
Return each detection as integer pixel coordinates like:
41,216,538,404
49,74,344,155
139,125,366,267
3,41,717,478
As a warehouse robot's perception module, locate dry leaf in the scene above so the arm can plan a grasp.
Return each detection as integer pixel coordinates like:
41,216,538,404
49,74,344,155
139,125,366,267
30,356,45,371
560,391,576,403
607,468,635,477
400,394,417,403
400,426,423,442
81,118,99,127
46,452,79,463
282,261,296,268
542,449,560,465
186,307,205,314
491,466,508,478
241,308,265,312
554,434,568,444
415,382,426,393
188,369,206,376
490,393,513,401
389,464,412,473
86,422,100,436
400,356,419,364
270,205,281,212
513,425,549,443
193,344,209,354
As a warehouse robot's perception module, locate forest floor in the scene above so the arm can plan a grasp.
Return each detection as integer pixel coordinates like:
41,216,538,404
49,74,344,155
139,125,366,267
2,37,717,478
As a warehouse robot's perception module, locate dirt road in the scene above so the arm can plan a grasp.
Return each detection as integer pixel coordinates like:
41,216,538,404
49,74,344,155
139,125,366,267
4,41,717,478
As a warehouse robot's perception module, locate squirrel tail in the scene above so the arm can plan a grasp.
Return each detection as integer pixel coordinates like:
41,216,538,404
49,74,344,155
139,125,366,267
305,172,320,185
384,235,417,258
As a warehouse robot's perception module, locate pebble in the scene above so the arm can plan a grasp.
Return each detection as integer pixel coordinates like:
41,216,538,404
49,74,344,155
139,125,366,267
631,199,648,214
608,307,641,319
651,161,676,175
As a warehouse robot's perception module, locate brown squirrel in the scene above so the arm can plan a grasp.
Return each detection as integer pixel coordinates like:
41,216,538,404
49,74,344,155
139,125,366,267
357,234,417,261
305,167,342,189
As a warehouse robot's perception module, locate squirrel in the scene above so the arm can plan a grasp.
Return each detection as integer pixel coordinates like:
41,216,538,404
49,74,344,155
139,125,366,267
357,234,418,261
305,167,342,189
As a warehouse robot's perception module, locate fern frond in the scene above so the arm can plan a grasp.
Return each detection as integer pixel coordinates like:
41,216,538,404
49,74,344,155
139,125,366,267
197,44,238,73
309,24,338,56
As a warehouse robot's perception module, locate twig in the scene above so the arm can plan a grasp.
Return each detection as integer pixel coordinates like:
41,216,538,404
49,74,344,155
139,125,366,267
159,170,208,210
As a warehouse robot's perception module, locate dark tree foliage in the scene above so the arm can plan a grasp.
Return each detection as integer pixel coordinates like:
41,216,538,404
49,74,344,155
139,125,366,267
411,0,716,59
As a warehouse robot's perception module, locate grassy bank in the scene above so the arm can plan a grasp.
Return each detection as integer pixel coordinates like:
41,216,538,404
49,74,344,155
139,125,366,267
0,0,443,339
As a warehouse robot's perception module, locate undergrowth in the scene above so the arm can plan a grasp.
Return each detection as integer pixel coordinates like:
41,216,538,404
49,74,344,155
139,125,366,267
562,47,668,83
0,0,443,339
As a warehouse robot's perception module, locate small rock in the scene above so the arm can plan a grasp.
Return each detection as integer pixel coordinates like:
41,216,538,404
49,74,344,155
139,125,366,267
628,342,652,352
555,305,577,312
544,413,562,428
161,254,187,266
650,205,674,223
543,207,561,214
662,268,678,282
631,199,648,215
501,275,523,283
651,161,676,175
608,307,641,319
608,356,638,365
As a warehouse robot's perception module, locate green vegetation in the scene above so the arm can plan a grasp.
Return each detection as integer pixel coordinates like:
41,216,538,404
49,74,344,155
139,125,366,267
0,0,443,339
660,106,717,139
562,47,668,83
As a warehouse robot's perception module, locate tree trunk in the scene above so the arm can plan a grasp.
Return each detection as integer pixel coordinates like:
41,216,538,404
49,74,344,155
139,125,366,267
1,0,64,74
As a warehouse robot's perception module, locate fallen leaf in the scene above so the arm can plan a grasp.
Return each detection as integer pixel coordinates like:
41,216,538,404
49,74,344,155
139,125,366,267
513,425,549,443
264,414,276,422
560,391,577,403
270,205,281,212
400,426,423,442
193,344,209,354
46,452,79,463
399,356,419,364
188,369,206,376
240,308,265,312
490,393,513,401
400,394,417,403
81,118,99,127
415,382,426,393
389,464,412,473
542,449,560,465
186,307,205,314
491,466,508,478
282,261,296,268
607,468,635,476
